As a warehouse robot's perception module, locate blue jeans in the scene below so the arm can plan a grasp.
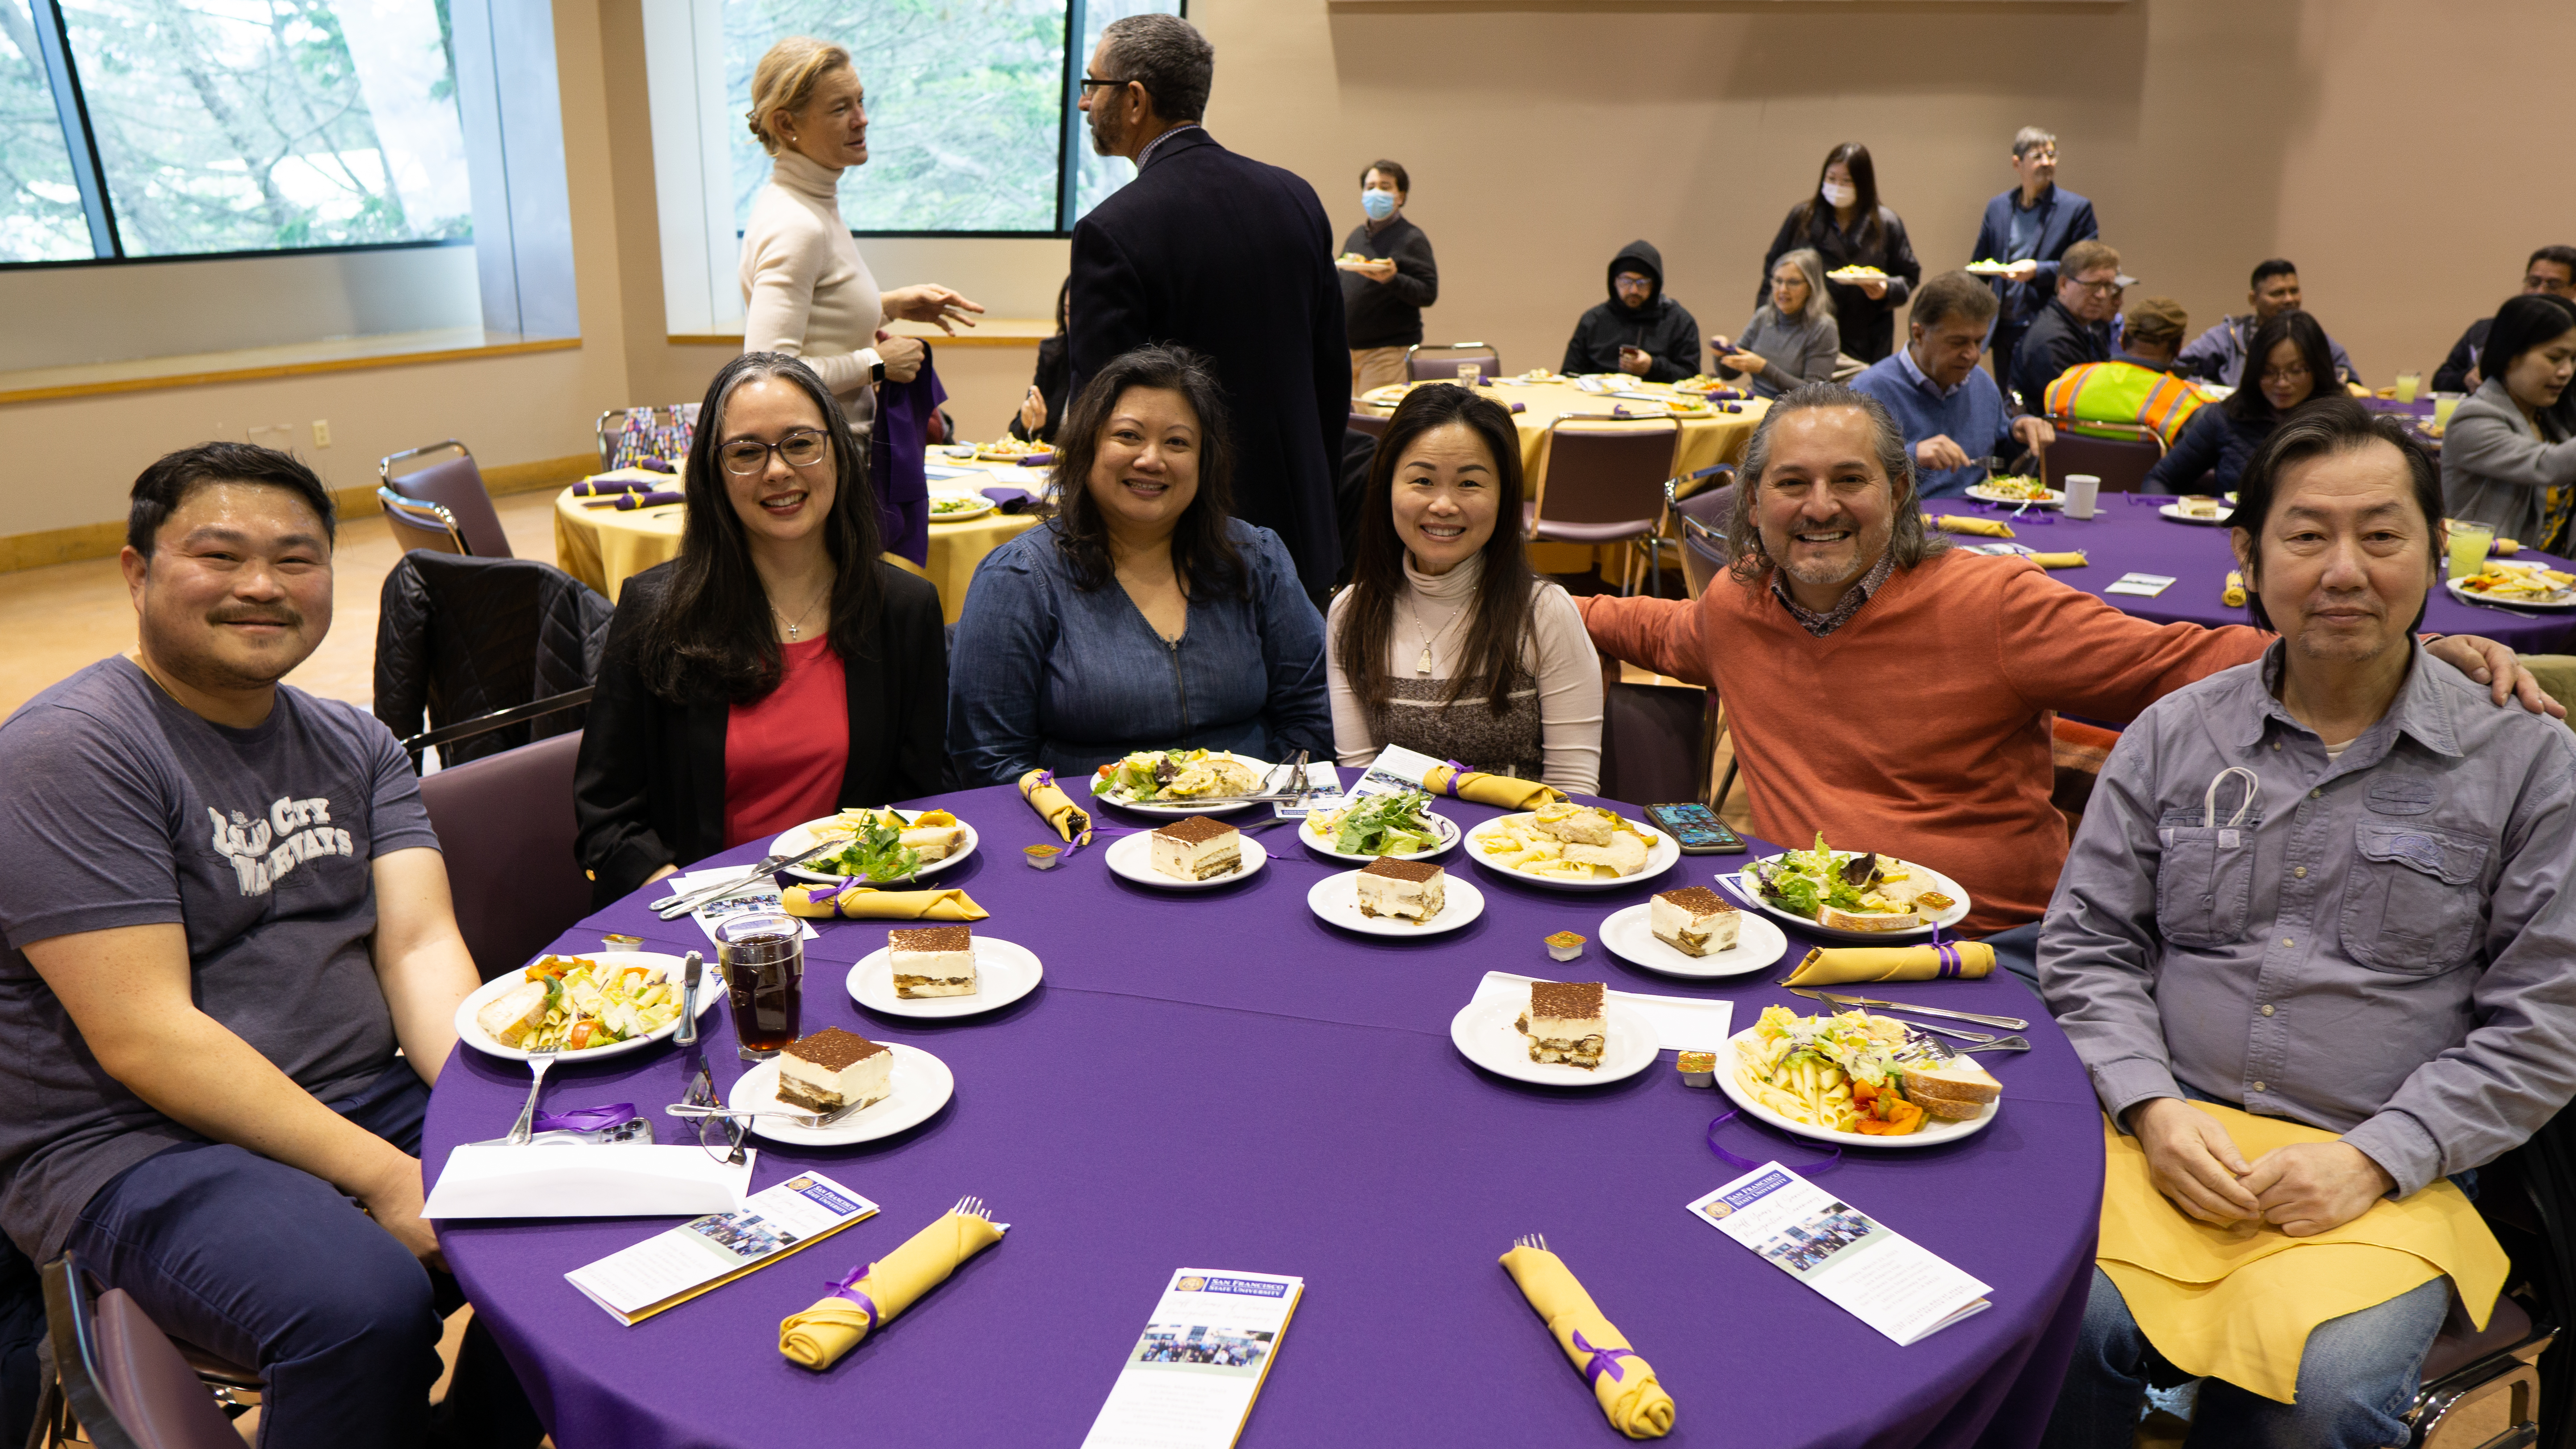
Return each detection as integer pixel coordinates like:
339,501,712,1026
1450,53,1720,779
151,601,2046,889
2043,1266,2449,1449
63,1063,541,1449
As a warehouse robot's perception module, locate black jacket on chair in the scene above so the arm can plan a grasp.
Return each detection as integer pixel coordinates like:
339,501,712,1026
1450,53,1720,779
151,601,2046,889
572,560,948,907
374,551,612,769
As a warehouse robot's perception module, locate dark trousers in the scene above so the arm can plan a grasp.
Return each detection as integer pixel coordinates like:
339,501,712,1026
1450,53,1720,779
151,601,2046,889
63,1063,542,1449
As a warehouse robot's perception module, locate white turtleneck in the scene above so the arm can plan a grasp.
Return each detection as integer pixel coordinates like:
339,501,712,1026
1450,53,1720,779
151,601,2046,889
1324,552,1604,794
741,148,885,429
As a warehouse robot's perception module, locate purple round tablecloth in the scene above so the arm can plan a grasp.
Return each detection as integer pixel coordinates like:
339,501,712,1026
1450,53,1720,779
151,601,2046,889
425,784,2105,1449
1957,494,2576,652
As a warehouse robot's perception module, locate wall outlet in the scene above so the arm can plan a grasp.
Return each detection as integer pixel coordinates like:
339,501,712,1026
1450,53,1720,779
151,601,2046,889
311,419,331,448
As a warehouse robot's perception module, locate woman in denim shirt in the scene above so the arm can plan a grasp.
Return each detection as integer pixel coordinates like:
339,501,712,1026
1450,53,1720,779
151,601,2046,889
948,345,1331,786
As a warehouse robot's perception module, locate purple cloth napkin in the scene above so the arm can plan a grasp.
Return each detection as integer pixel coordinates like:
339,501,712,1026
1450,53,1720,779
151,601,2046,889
871,353,949,566
980,484,1040,514
613,490,684,510
572,479,650,498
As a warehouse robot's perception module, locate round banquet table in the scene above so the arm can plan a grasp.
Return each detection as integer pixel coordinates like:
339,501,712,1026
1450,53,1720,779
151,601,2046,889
425,783,2104,1449
1933,493,2576,653
1360,377,1769,485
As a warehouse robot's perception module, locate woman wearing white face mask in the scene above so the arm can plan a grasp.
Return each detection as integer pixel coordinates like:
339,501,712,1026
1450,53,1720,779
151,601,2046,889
1758,142,1919,364
1340,159,1439,397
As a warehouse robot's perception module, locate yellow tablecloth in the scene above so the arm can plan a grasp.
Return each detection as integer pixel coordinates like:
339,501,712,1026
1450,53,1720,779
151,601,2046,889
553,466,1041,623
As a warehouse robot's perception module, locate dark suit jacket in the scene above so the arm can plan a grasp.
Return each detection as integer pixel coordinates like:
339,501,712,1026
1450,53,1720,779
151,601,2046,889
1969,185,2099,329
1069,128,1348,596
2011,297,2113,412
572,560,948,907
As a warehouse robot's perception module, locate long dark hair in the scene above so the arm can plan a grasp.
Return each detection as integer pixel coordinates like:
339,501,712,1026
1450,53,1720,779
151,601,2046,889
1335,384,1538,716
636,352,884,704
2484,293,2576,431
1048,344,1248,600
2227,310,2338,425
1792,142,1883,253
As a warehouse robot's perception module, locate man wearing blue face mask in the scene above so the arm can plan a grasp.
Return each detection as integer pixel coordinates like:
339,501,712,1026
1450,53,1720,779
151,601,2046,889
1341,159,1439,397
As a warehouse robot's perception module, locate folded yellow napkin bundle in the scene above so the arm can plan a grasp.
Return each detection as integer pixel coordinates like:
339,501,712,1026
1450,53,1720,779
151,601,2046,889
1422,765,1569,810
1018,768,1092,846
1925,514,2014,538
781,884,988,921
1780,942,1996,987
780,1205,1007,1370
2027,551,2087,570
1498,1240,1674,1439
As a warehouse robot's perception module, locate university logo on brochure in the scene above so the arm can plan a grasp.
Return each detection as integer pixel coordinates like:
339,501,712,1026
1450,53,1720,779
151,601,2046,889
207,795,354,896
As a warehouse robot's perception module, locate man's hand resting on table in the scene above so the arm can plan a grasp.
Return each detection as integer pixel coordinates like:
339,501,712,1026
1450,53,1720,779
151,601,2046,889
2127,1097,2262,1225
2241,1142,2396,1238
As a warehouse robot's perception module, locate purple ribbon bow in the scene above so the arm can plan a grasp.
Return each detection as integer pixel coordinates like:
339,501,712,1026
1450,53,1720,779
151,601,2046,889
571,479,648,497
1932,941,1967,977
1571,1330,1638,1386
1433,758,1470,797
827,1264,881,1331
614,489,685,510
530,1103,639,1134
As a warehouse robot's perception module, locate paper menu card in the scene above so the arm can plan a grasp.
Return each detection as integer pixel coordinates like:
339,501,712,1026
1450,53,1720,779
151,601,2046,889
2105,572,2179,598
567,1171,878,1326
672,868,819,945
1687,1163,1989,1345
422,1143,750,1220
1472,970,1734,1053
1352,743,1452,798
1080,1269,1303,1449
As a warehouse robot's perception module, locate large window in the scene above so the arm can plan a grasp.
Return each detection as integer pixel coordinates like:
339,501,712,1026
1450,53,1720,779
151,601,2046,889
0,0,470,264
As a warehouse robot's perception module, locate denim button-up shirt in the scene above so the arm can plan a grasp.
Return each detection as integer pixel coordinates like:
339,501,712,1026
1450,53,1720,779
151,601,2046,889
948,519,1332,787
2040,641,2576,1197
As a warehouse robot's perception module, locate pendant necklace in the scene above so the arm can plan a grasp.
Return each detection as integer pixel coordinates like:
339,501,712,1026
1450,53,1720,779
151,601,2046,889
772,578,831,640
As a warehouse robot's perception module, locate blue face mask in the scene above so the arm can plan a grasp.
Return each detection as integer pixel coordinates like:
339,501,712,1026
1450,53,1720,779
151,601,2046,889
1361,188,1397,221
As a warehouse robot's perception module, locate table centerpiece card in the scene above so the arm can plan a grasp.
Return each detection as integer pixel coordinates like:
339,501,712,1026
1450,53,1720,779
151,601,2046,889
1686,1163,1989,1345
566,1171,878,1327
2104,572,2179,598
1080,1269,1304,1449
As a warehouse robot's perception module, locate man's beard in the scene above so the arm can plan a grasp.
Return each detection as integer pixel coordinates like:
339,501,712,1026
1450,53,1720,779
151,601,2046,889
1772,515,1888,593
142,606,315,693
1088,104,1126,156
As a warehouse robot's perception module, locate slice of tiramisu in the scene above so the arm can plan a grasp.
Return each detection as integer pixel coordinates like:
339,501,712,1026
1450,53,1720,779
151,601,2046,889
1355,857,1446,923
1151,816,1242,881
888,924,977,998
1518,981,1608,1070
1651,886,1741,957
776,1027,893,1116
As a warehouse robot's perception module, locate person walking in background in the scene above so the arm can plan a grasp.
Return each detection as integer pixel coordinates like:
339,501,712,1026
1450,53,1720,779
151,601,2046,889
1712,248,1840,399
2176,258,2362,388
1007,280,1072,444
2433,246,2576,394
1758,142,1919,363
1341,159,1438,397
1562,240,1700,382
1068,13,1348,602
1969,127,2097,395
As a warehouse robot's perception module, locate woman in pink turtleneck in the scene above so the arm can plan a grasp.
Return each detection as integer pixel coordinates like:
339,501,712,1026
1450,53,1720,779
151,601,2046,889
740,37,984,441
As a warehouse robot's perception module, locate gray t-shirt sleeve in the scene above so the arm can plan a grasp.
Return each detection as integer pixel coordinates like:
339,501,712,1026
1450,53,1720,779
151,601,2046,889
0,698,187,950
367,721,443,860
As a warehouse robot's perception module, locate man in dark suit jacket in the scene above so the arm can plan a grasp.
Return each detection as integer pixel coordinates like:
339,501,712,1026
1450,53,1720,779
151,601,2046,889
1069,13,1346,600
1968,127,2098,397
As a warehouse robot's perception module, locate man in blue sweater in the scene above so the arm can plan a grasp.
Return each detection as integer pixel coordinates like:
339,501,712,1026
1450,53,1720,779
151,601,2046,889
1852,271,2054,499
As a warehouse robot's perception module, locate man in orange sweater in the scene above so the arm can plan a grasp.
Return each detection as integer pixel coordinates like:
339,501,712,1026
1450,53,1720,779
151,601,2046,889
1578,384,2551,934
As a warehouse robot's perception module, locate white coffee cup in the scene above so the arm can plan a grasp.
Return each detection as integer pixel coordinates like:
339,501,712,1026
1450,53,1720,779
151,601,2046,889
2062,473,2101,519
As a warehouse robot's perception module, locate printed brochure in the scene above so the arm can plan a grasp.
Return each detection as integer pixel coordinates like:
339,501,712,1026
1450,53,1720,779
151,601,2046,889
1687,1163,1989,1345
1080,1269,1303,1449
566,1170,878,1326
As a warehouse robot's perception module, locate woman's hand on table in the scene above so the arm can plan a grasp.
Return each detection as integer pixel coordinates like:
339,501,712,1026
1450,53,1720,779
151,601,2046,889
2426,635,2568,717
877,334,928,384
2240,1142,2395,1238
2127,1096,2262,1225
1018,385,1049,435
646,863,681,886
883,285,985,334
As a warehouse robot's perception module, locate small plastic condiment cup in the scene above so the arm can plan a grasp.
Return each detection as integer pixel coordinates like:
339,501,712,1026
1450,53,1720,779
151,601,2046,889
1024,843,1063,871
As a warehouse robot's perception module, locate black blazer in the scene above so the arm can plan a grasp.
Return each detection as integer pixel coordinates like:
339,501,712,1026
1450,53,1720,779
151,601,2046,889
1068,128,1348,598
572,560,948,907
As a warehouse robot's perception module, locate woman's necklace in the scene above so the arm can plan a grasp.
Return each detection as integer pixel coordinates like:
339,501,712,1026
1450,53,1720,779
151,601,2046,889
1399,591,1472,676
771,576,832,640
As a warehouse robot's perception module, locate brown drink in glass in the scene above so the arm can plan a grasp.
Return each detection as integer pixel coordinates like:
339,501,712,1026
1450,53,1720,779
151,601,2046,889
716,913,804,1060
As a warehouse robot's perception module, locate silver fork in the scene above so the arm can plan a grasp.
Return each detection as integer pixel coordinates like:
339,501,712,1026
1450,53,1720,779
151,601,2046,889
504,1045,562,1145
1895,1018,1999,1045
1513,1231,1548,1253
954,1194,990,1220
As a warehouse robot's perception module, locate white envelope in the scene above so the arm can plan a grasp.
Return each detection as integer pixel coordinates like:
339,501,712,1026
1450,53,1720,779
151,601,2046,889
1471,969,1734,1052
421,1143,754,1219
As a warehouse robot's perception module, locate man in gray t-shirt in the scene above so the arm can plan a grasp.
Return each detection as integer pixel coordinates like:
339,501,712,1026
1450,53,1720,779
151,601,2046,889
0,444,535,1447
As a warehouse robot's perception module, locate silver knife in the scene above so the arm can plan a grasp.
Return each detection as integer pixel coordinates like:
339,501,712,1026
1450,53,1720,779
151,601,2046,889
675,951,703,1046
1787,987,2029,1032
650,839,842,919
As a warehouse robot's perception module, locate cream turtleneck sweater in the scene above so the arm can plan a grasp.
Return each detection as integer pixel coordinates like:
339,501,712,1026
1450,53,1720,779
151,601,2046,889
741,149,885,430
1324,552,1604,794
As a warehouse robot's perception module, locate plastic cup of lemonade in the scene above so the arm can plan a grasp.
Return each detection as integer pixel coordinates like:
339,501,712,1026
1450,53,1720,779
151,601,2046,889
2447,519,2496,581
2394,372,2422,404
2433,393,2465,430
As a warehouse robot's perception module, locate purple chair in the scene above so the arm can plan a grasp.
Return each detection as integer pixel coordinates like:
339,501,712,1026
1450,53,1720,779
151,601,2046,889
2038,423,2164,495
31,1252,251,1449
417,730,592,981
379,441,513,558
1664,466,1736,598
1346,410,1388,440
1525,417,1681,595
1405,343,1501,382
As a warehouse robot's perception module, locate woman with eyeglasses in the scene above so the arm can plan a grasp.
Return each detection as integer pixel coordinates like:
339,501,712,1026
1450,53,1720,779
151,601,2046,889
2443,294,2576,552
1757,142,1919,363
575,352,948,907
2144,310,2336,495
1710,247,1841,400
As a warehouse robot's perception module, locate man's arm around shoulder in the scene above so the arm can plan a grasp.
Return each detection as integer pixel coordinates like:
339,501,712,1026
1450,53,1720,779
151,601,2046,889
1574,589,1715,690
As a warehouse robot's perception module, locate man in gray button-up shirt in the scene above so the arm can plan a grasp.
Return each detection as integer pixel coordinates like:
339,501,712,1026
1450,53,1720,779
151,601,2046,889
2039,398,2576,1449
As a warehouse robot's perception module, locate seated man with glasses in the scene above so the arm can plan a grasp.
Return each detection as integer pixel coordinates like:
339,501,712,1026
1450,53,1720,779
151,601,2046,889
2010,238,2130,413
1850,270,2055,499
2039,398,2576,1449
2432,245,2576,394
0,444,540,1447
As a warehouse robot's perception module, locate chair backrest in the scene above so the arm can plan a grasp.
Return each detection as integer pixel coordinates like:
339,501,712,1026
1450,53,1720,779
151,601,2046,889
373,552,611,770
1597,678,1711,808
1346,410,1389,440
1535,419,1680,529
40,1254,237,1449
378,489,467,555
380,445,511,558
418,730,592,980
1405,342,1501,382
1666,469,1736,597
2039,431,2164,495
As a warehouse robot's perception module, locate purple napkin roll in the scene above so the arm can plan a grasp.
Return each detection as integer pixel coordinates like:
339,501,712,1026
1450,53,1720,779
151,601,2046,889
640,457,677,473
532,1103,642,1135
614,490,686,510
1510,402,1527,414
572,479,649,497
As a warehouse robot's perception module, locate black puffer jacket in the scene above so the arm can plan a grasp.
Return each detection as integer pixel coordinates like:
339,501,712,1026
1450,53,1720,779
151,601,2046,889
374,551,613,769
1561,239,1701,382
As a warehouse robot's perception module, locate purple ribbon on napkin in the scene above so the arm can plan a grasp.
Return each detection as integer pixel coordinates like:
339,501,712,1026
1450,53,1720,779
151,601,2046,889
614,490,685,510
1707,1111,1840,1175
571,479,649,497
827,1265,881,1331
530,1103,640,1134
1571,1330,1639,1386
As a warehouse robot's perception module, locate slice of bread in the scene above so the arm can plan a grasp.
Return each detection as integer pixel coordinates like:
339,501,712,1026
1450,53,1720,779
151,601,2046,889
1904,1058,2001,1120
898,825,966,860
476,981,550,1048
1819,905,1922,933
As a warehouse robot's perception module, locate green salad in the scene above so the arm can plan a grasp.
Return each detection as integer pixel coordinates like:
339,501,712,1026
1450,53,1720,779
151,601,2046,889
815,813,921,883
1750,833,1874,919
1311,791,1443,856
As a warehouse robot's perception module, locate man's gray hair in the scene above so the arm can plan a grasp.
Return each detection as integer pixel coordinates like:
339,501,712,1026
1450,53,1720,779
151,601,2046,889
1101,13,1214,123
1723,383,1946,585
1910,269,2001,333
2012,126,2056,158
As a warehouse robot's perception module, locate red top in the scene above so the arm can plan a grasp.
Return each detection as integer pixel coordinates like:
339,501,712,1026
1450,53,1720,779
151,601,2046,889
723,637,849,849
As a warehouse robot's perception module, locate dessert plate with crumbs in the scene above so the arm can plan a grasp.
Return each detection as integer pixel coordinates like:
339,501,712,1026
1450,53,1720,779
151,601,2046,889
726,1045,954,1146
845,938,1043,1018
1306,870,1485,937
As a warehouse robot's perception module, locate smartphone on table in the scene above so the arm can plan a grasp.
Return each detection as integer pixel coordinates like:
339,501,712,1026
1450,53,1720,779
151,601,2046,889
1644,803,1745,855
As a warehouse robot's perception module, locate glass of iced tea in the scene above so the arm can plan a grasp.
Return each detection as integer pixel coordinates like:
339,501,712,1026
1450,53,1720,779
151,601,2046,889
715,913,803,1060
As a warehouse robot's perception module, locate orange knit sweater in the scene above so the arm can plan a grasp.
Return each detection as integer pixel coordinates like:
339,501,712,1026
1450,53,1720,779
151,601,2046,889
1580,550,2267,933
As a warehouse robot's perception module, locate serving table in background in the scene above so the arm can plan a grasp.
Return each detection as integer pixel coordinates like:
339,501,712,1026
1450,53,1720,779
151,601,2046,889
426,783,2103,1449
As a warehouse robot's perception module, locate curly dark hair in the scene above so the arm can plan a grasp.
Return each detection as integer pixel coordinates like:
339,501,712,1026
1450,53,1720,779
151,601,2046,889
1045,343,1249,601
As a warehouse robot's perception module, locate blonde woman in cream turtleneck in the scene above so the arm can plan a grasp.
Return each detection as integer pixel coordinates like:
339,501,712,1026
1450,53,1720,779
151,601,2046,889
1327,385,1602,792
741,37,985,439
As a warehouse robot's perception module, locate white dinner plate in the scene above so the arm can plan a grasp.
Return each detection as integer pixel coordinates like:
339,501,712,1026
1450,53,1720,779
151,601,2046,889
2158,502,2233,526
1825,269,1893,284
1722,853,1974,944
1305,870,1485,937
1963,261,2017,277
844,936,1043,1018
1461,812,1680,891
728,1043,954,1146
1964,483,2062,508
927,499,994,523
1094,753,1278,816
1447,997,1659,1087
1715,1025,1999,1149
2446,574,2576,611
1102,829,1270,889
1598,901,1789,979
1300,807,1460,863
769,809,980,886
457,952,714,1063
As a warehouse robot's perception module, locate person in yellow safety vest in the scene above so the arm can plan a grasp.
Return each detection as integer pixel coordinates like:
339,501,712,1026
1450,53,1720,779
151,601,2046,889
2044,296,2205,445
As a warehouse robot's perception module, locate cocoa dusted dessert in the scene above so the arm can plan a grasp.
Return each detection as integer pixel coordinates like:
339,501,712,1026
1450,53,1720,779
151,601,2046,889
775,1027,892,1115
889,924,977,998
1651,886,1740,957
1150,815,1242,881
1515,981,1609,1070
1355,856,1445,922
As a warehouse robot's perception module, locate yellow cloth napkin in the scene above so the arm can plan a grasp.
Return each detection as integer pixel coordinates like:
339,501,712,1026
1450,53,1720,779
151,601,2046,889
2027,551,2087,570
2223,570,2248,607
780,1209,1007,1370
781,884,988,921
1422,766,1569,810
2096,1104,2506,1403
1017,768,1092,845
1498,1244,1674,1439
1926,513,2014,538
1779,941,1996,986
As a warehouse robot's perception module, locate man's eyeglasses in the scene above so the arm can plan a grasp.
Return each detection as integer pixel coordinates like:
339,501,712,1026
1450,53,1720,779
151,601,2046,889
2260,362,2313,385
2071,277,2123,296
718,429,830,477
1079,75,1135,92
683,1065,749,1165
